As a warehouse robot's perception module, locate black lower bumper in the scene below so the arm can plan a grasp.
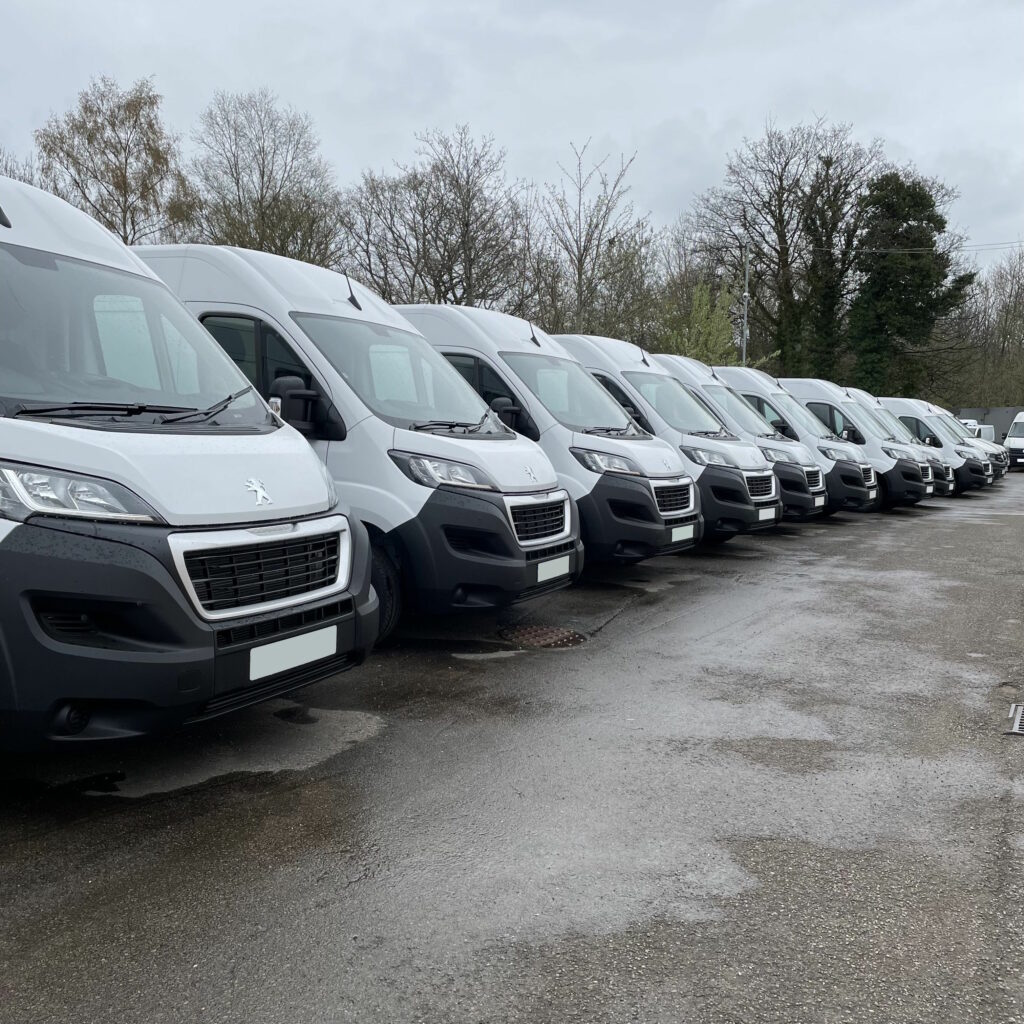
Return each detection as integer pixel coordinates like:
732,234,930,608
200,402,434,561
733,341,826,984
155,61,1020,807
955,459,990,491
390,486,584,610
882,459,928,505
774,462,825,518
1007,449,1024,470
825,460,873,510
930,467,955,496
695,465,781,537
576,473,702,562
0,515,378,748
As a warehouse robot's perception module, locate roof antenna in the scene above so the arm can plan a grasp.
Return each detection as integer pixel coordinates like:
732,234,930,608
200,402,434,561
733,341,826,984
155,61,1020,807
528,322,541,347
343,273,362,311
640,348,650,367
0,204,11,230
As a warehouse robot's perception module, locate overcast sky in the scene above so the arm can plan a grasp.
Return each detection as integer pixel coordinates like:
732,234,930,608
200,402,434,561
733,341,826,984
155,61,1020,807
5,0,1022,265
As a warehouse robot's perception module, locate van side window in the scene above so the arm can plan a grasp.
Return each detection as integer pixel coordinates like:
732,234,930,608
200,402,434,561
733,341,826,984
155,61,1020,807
593,373,654,433
202,316,259,386
446,354,476,388
93,295,161,390
758,397,788,431
263,326,312,389
807,402,836,433
478,361,517,407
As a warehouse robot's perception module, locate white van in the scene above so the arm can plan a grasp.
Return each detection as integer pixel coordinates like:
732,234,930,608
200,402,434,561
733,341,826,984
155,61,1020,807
780,379,935,507
397,307,703,561
933,405,1008,478
842,386,956,497
1005,413,1024,468
879,397,993,490
0,179,378,746
138,246,584,639
656,356,828,519
555,335,781,540
714,366,878,513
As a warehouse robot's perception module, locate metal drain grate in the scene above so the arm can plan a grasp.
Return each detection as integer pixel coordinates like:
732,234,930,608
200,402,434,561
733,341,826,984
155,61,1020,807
498,624,588,649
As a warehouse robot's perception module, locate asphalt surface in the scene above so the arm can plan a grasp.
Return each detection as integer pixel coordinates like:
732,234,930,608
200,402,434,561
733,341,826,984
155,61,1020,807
3,479,1024,1024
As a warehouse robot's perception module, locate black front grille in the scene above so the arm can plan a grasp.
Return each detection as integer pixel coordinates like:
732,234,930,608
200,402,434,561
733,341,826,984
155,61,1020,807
216,599,354,648
920,464,933,482
185,533,341,612
524,539,577,563
510,500,566,542
805,469,822,490
654,483,692,515
862,466,876,486
746,475,774,498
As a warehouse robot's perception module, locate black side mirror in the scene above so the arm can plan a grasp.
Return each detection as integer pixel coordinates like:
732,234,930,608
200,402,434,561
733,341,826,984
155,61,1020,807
489,394,540,442
1002,432,1007,441
270,374,346,440
841,427,864,445
776,421,797,440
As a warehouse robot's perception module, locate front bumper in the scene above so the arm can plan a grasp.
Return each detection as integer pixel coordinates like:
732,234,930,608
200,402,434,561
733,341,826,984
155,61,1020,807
930,465,955,496
694,465,781,537
825,460,874,510
882,459,929,505
955,458,991,490
1007,447,1024,470
774,463,826,518
0,515,378,747
391,486,584,610
576,474,702,562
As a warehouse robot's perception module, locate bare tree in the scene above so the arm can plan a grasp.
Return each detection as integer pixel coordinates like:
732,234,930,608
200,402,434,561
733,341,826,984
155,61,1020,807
541,141,646,333
189,89,344,265
341,126,531,308
0,146,37,185
34,76,189,243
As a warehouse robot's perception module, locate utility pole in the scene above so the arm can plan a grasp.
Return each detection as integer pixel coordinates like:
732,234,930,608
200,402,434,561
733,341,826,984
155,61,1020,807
741,241,750,366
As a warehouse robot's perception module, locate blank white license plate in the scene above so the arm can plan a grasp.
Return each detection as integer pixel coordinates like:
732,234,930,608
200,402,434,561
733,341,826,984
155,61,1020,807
672,524,694,542
758,507,776,521
926,484,934,494
537,555,571,583
868,488,877,499
813,495,825,507
249,625,337,682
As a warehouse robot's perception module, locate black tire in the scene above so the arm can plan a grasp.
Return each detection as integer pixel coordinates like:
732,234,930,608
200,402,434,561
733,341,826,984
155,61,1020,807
371,544,402,641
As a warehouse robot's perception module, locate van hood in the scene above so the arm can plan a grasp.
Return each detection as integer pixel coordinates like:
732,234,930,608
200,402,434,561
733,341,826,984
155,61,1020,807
391,427,558,494
3,421,333,527
570,432,688,477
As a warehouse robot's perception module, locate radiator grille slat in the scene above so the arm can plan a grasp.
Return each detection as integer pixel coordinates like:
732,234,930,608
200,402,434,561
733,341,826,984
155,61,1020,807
746,475,774,498
510,501,566,542
805,468,823,490
654,483,691,515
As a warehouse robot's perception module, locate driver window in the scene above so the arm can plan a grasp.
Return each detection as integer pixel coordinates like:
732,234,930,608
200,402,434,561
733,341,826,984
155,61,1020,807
808,402,837,433
263,325,312,390
479,360,517,407
759,398,788,431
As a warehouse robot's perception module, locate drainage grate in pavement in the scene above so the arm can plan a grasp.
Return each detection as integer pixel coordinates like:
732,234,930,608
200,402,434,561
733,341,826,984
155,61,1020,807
498,624,588,649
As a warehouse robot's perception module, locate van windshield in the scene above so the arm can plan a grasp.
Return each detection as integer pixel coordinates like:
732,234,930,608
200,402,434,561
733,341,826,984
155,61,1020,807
770,391,834,439
842,401,887,440
0,242,269,429
1008,421,1024,438
940,414,975,441
871,405,918,443
292,313,508,435
702,383,775,437
501,352,644,435
621,371,725,434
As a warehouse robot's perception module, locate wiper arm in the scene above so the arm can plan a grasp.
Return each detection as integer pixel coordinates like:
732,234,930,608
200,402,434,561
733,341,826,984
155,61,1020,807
583,425,629,436
409,419,478,433
10,401,194,419
465,411,493,433
161,386,253,424
691,429,727,438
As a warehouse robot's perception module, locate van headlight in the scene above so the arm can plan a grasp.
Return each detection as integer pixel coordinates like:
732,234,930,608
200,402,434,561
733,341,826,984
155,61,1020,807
955,448,977,460
0,462,161,523
389,451,497,490
570,449,643,476
680,447,733,467
818,446,846,462
760,446,797,464
881,446,908,460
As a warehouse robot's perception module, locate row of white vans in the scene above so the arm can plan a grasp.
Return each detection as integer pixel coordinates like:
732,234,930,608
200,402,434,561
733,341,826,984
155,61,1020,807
0,178,1013,746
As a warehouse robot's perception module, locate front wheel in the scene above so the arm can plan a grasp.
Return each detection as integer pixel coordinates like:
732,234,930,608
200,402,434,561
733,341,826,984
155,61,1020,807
371,544,402,641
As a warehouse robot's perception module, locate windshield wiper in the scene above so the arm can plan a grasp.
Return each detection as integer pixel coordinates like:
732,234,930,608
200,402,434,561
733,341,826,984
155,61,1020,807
161,386,253,424
10,401,194,420
691,429,728,438
583,425,630,436
409,419,480,433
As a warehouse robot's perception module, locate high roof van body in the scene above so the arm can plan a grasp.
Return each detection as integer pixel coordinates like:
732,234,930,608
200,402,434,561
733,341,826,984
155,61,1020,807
555,335,781,539
780,379,933,507
715,366,878,512
879,397,993,491
842,386,956,497
931,404,1008,478
656,356,828,519
398,307,703,561
1004,412,1024,469
0,179,377,745
139,246,583,638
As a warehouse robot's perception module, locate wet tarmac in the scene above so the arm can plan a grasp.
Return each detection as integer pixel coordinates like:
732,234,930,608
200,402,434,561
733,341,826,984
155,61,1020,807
3,480,1024,1023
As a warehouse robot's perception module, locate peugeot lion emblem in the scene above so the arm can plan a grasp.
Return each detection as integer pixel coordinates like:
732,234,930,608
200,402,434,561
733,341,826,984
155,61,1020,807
245,478,273,506
524,465,538,482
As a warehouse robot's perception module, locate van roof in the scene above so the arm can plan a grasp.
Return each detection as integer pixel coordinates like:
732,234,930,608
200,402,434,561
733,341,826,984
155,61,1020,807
136,244,415,333
0,175,157,279
778,377,852,403
714,365,780,391
397,304,576,359
654,353,719,384
556,334,671,375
